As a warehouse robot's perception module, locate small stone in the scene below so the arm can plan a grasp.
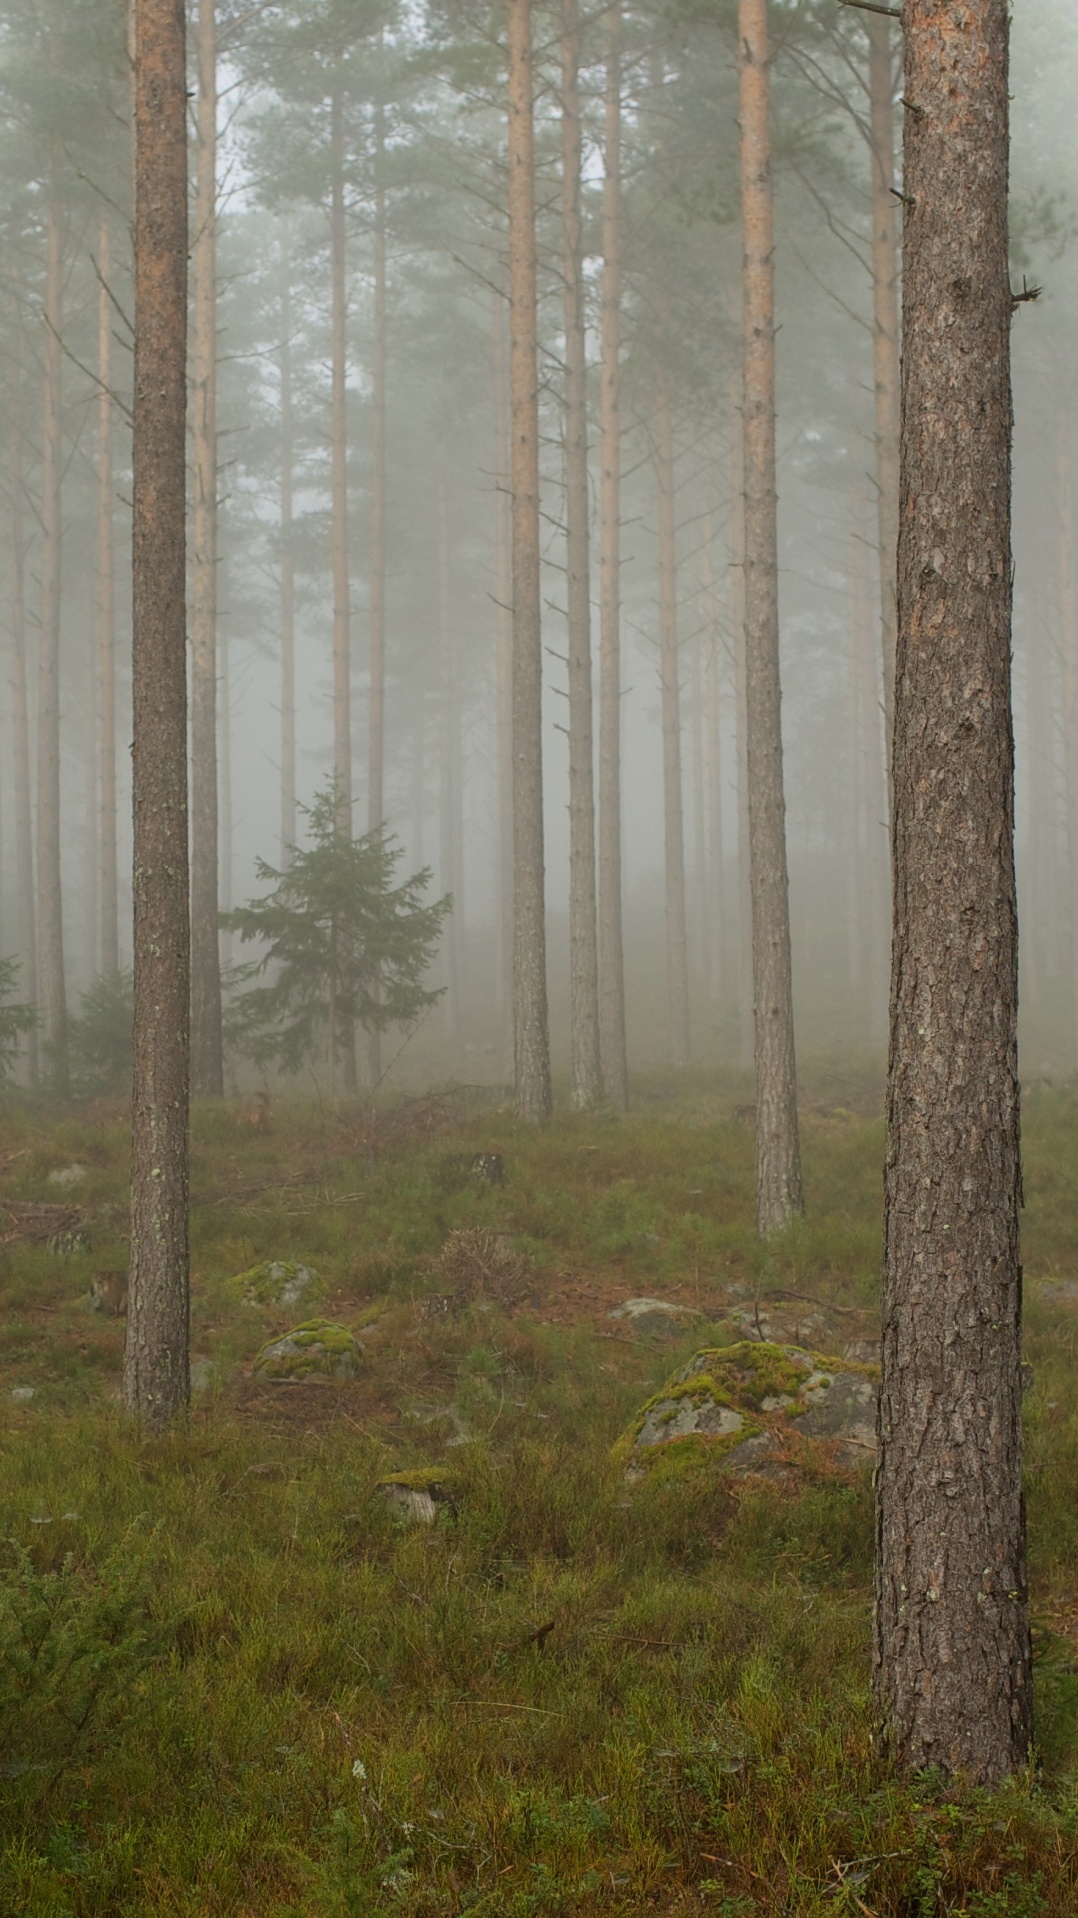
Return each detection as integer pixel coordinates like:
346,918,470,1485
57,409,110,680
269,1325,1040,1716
10,1385,35,1403
609,1298,703,1339
378,1470,460,1526
190,1359,218,1393
253,1318,361,1381
47,1164,88,1189
234,1260,323,1309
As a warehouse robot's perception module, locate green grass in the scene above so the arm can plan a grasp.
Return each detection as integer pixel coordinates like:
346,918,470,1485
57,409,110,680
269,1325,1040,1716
1,1067,1077,1914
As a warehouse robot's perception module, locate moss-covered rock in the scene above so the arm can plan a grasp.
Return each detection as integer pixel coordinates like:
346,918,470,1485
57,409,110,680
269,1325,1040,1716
232,1259,323,1309
377,1467,462,1526
253,1318,360,1380
617,1340,878,1480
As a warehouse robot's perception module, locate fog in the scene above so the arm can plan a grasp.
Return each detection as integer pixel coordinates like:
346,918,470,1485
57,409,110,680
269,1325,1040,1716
2,0,1077,1096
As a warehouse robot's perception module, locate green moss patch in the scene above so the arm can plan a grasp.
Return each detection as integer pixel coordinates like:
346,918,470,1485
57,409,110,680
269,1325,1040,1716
229,1259,324,1309
252,1318,360,1380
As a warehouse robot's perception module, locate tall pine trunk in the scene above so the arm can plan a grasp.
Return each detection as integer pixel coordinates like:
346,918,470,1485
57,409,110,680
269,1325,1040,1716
279,257,296,865
366,72,388,1091
874,0,1032,1781
736,0,797,1227
654,365,689,1066
329,81,356,1095
491,290,514,1070
739,0,802,1232
38,169,68,1092
868,14,900,767
437,464,461,1040
98,219,120,977
598,0,627,1108
702,511,726,1006
561,0,601,1107
190,0,223,1096
507,0,552,1123
9,413,38,1084
125,0,190,1432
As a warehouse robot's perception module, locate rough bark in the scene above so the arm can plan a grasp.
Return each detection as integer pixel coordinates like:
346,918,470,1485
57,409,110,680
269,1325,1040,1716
1057,398,1078,1066
868,14,900,770
98,219,120,977
437,463,461,1040
654,366,690,1067
874,0,1032,1781
9,414,38,1084
125,0,190,1433
37,171,68,1093
190,0,223,1096
491,289,514,1071
279,258,296,865
561,0,602,1108
507,0,552,1124
739,0,802,1232
597,0,627,1109
330,81,352,828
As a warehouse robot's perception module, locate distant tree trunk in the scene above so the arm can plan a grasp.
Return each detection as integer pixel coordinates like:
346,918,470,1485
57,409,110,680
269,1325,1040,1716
125,0,190,1432
739,0,802,1233
491,289,514,1071
1057,397,1078,1067
437,464,461,1040
329,81,356,1095
97,219,120,978
218,625,233,969
867,14,900,769
598,0,627,1109
852,508,889,1047
190,0,223,1097
654,365,690,1067
366,70,388,1091
690,624,708,989
560,0,601,1107
874,0,1032,1782
84,601,99,973
1024,593,1056,999
9,415,38,1084
37,169,68,1093
729,410,754,1072
279,257,296,865
411,700,425,866
702,512,726,1006
507,0,552,1123
330,81,352,831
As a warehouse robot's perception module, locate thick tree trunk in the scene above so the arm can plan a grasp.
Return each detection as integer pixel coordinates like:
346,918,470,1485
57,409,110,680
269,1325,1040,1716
739,0,802,1232
1057,400,1078,1066
598,0,627,1109
190,0,223,1096
98,219,120,978
868,14,900,769
654,367,690,1067
491,289,514,1071
9,417,38,1084
279,258,296,865
330,82,352,830
125,0,190,1432
507,0,552,1123
37,172,68,1093
874,0,1032,1781
437,464,461,1041
560,0,601,1108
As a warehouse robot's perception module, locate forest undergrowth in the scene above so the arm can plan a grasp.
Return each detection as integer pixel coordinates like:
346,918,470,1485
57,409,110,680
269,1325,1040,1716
1,1063,1077,1915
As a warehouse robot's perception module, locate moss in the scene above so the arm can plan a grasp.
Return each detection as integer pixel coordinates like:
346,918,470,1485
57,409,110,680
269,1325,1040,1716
229,1259,324,1308
378,1467,463,1495
253,1318,360,1379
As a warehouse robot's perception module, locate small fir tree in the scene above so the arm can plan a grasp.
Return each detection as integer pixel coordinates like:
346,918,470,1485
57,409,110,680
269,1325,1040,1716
223,785,449,1085
0,958,37,1079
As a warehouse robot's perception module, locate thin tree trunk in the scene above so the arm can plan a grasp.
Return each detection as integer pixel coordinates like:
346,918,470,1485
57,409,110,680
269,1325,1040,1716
84,602,99,976
868,14,900,770
598,0,627,1108
739,0,802,1232
654,366,690,1067
874,0,1032,1782
560,0,601,1107
690,622,709,992
411,700,424,867
702,513,726,1006
9,415,38,1084
438,464,461,1040
218,626,232,967
729,411,754,1072
366,68,388,1091
37,169,68,1092
1056,395,1078,1067
279,256,296,864
330,82,352,829
491,289,514,1070
190,0,223,1096
507,0,551,1123
126,0,190,1432
1024,592,1055,999
98,219,120,978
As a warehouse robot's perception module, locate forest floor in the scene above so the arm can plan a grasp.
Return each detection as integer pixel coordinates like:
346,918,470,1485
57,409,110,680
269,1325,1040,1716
2,1062,1078,1915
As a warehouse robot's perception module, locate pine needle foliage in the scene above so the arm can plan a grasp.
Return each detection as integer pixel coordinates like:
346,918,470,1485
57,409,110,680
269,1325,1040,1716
222,784,450,1074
